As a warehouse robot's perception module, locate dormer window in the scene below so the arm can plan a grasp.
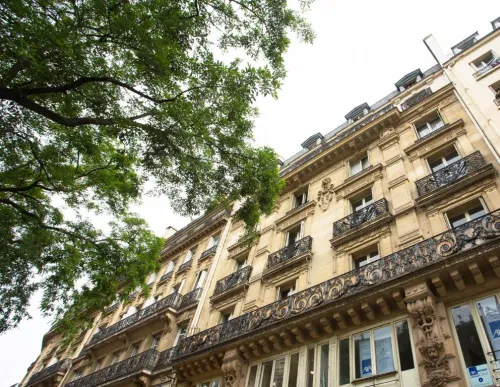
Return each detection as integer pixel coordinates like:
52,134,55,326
301,133,324,150
492,16,500,30
415,112,445,138
451,32,479,55
292,187,308,209
345,103,370,124
395,69,423,92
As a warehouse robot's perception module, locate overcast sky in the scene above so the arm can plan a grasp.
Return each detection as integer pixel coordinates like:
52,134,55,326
3,2,500,385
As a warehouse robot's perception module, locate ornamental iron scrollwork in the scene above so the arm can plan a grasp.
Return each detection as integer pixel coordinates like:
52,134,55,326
213,266,252,297
266,236,313,271
179,288,201,309
156,346,177,369
200,245,218,261
87,293,182,346
159,271,173,282
27,359,72,386
65,350,159,387
177,260,193,274
173,209,500,360
415,151,487,197
332,199,389,238
401,88,432,111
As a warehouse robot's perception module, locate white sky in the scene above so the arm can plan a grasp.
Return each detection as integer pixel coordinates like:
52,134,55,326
2,2,500,385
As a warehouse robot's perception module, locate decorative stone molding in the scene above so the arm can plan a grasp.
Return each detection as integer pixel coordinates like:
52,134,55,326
273,195,291,213
377,126,399,150
334,164,383,200
317,178,335,211
403,119,465,161
255,247,270,257
405,283,460,387
221,349,249,387
275,201,316,232
227,235,259,260
334,224,391,254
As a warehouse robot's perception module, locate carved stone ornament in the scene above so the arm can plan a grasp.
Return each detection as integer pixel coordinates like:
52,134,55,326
406,285,453,387
221,349,249,387
317,178,335,211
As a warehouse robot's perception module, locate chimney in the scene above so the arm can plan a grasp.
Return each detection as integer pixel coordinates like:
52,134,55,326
423,34,448,65
163,226,177,239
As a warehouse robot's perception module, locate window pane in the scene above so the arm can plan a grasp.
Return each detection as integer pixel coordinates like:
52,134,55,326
320,344,329,387
449,213,467,228
247,365,258,387
354,332,372,378
374,326,395,374
417,124,431,138
429,159,445,172
351,162,362,175
306,347,315,387
362,157,370,169
476,296,500,361
339,338,350,385
469,206,486,220
272,358,286,387
259,361,273,387
288,353,299,387
395,320,415,371
430,117,444,130
365,194,373,205
451,304,488,367
445,150,460,164
210,381,219,387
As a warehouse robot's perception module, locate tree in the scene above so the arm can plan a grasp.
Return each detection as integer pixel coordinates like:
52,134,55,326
0,0,314,336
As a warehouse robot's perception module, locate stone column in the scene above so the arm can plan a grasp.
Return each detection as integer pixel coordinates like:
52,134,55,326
221,349,249,387
404,283,462,387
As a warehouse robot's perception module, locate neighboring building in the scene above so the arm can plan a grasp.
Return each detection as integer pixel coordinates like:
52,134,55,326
20,19,500,387
424,18,500,163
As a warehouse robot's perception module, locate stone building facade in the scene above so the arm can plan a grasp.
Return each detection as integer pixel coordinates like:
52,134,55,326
20,18,500,387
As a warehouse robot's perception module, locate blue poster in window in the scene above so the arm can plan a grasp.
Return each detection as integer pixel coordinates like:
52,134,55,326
468,365,493,387
361,358,372,377
489,320,500,339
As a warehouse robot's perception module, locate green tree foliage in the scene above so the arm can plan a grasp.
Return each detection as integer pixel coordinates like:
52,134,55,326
0,0,313,335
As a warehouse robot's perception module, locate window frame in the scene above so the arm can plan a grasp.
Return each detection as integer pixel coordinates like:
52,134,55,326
425,145,461,174
175,325,187,345
150,334,161,350
350,191,374,213
414,111,445,139
292,187,309,210
471,50,498,70
351,245,380,270
349,154,370,177
246,350,301,387
276,279,298,301
284,221,305,247
444,198,488,229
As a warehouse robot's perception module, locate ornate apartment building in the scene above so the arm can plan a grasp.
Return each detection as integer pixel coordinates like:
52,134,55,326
20,18,500,387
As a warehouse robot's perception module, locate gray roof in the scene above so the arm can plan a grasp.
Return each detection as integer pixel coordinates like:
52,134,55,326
451,31,479,53
280,64,441,169
395,68,423,89
344,102,370,120
301,133,324,149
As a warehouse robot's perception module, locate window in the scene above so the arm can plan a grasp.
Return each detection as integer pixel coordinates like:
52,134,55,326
175,326,187,345
151,334,161,350
194,269,208,289
197,380,220,387
276,280,296,301
208,233,220,248
445,199,487,228
319,344,329,387
121,306,137,319
490,80,500,100
472,51,497,70
131,342,141,356
258,357,286,387
427,146,461,173
183,247,196,263
248,352,300,387
351,191,374,212
147,272,157,284
143,295,158,309
165,260,176,275
111,351,121,365
339,338,350,385
350,155,370,176
234,256,248,272
293,187,308,209
395,320,415,371
220,308,234,323
415,113,445,138
170,280,184,295
72,370,83,381
353,248,380,269
94,358,103,371
288,352,299,387
306,347,315,387
285,222,304,247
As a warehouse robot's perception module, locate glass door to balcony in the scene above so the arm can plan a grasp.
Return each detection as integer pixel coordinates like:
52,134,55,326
450,294,500,386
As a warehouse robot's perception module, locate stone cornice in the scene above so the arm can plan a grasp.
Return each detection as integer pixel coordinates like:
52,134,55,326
334,164,383,200
275,200,316,231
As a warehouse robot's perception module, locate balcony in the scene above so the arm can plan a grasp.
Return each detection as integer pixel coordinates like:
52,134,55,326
174,209,500,360
331,199,392,247
179,288,201,309
65,350,159,387
199,245,217,262
158,271,173,283
473,57,500,78
177,260,192,274
211,266,252,302
415,152,494,206
26,359,71,386
263,236,313,279
87,293,182,348
104,302,120,315
155,346,177,370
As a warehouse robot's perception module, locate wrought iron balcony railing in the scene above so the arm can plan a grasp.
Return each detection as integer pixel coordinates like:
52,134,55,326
401,88,432,111
200,245,217,261
332,199,390,238
27,359,72,386
65,350,159,387
179,288,201,309
159,271,173,283
88,293,182,346
213,266,252,297
127,291,138,301
266,236,313,271
104,302,120,314
415,151,487,197
156,346,177,369
473,57,500,77
177,259,192,274
174,209,500,359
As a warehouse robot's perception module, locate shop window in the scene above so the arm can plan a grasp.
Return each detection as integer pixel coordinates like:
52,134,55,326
319,343,329,387
427,146,461,173
288,352,299,387
415,112,445,138
306,347,315,387
395,320,415,371
339,338,350,385
445,199,487,229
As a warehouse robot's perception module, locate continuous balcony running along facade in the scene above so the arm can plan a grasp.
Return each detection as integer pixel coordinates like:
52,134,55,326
21,16,500,387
